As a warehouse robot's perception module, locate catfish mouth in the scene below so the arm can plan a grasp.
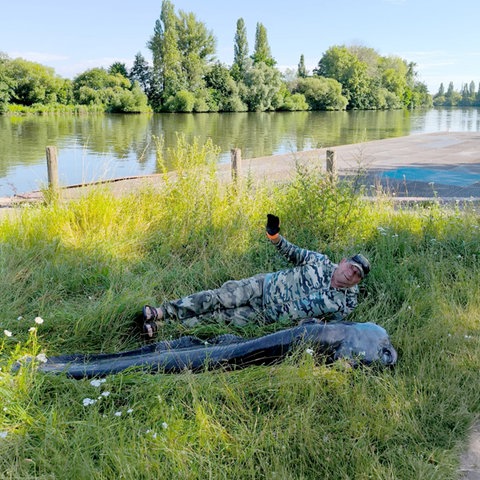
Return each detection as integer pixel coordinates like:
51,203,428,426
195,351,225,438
379,346,398,366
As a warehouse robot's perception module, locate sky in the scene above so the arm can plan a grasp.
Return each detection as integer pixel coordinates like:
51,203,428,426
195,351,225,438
2,0,480,94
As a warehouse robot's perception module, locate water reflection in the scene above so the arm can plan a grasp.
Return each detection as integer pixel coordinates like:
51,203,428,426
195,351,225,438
0,108,479,196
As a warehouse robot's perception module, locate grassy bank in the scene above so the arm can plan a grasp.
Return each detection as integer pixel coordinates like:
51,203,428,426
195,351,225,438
0,140,479,479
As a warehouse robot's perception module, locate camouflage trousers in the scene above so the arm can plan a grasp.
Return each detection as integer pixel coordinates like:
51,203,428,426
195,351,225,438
160,274,267,327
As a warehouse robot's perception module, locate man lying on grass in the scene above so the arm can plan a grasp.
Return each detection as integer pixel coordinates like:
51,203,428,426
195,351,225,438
143,214,370,338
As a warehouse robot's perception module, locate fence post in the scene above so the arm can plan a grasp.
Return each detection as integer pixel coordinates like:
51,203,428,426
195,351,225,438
46,146,60,200
326,149,337,179
231,148,242,183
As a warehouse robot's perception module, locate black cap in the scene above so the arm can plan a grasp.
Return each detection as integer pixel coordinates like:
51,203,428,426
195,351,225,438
348,254,370,278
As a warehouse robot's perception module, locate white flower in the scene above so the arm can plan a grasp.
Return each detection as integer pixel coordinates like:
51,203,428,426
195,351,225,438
34,317,44,324
17,316,23,321
101,391,110,397
90,379,106,387
127,408,133,414
0,431,7,439
162,422,168,430
114,411,122,417
28,327,37,333
152,432,158,439
4,330,12,337
305,348,314,356
36,353,48,363
82,398,97,406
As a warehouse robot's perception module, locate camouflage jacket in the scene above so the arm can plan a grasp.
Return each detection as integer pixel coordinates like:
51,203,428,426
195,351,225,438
263,236,359,322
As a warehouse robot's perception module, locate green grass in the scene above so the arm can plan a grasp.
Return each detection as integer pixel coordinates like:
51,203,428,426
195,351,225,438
0,139,479,479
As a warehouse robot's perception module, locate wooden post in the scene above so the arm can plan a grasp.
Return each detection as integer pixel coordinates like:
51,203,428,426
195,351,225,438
46,146,60,200
46,146,59,189
326,149,337,178
231,148,242,183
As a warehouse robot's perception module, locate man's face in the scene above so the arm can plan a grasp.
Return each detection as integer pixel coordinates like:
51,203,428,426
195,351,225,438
332,259,363,288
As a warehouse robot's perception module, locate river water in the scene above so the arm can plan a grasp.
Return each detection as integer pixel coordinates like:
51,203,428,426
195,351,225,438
1,108,479,196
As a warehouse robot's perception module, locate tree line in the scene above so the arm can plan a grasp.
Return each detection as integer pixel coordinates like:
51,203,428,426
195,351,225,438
432,81,480,107
1,0,437,114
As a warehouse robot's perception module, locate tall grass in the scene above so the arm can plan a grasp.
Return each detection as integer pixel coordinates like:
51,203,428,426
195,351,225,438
0,137,479,479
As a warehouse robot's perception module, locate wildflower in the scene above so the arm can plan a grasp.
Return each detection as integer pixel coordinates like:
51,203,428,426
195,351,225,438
4,330,12,337
34,317,44,325
0,431,7,439
82,398,97,406
465,335,473,339
162,422,168,430
17,316,23,321
305,348,314,356
114,411,122,417
127,408,133,414
28,327,37,333
101,391,110,397
90,379,106,387
36,353,48,363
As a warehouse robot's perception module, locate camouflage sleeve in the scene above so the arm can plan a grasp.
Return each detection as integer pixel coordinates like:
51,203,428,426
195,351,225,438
344,287,359,316
274,235,324,266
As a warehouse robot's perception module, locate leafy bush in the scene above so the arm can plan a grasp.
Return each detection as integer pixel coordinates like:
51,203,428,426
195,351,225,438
293,76,348,111
165,90,195,112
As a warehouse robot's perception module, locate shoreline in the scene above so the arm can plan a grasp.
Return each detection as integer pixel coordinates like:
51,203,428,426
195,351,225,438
1,131,480,209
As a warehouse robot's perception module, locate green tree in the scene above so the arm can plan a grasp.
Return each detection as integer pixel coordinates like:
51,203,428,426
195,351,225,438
243,62,282,111
164,89,195,112
204,62,246,111
461,83,471,106
293,76,347,110
379,56,408,102
251,23,276,67
147,0,215,111
444,81,461,106
129,52,152,93
72,68,150,112
469,81,476,104
109,62,129,77
3,57,72,106
314,45,371,109
176,10,216,92
0,53,13,113
409,82,432,109
147,0,184,107
231,18,250,81
433,82,446,106
297,54,307,78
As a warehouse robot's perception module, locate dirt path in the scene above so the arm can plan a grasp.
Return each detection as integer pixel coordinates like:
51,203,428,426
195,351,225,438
459,421,480,479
